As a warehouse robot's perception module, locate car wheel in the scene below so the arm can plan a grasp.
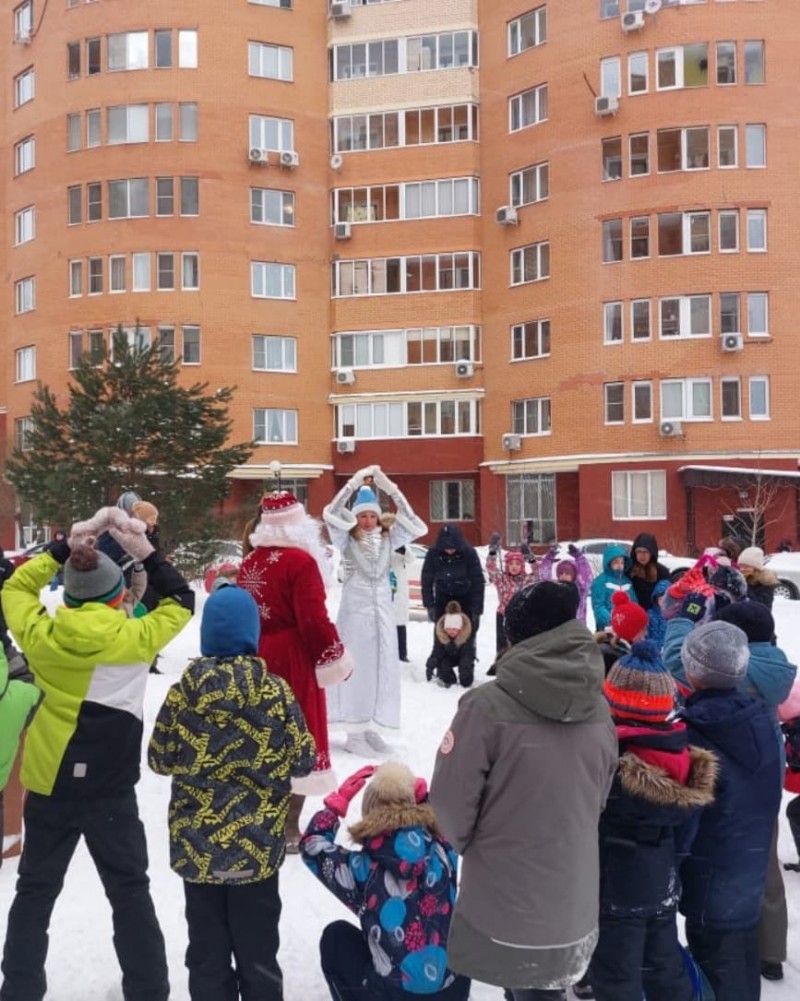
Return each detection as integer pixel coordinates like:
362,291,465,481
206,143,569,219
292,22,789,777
669,569,687,584
774,580,799,601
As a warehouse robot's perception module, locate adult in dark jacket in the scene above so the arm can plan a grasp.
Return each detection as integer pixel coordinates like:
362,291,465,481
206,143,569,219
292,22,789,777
430,581,618,999
628,532,670,611
737,547,779,610
677,620,783,1001
421,525,485,626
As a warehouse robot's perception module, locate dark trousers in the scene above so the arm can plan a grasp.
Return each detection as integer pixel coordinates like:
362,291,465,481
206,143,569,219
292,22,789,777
758,820,787,964
184,875,282,1001
589,911,693,1001
787,795,800,857
495,611,508,655
685,921,761,1001
319,920,470,1001
0,790,168,1001
396,625,408,661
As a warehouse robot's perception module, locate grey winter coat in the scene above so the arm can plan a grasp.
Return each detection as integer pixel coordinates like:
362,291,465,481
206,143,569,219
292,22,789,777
430,618,618,991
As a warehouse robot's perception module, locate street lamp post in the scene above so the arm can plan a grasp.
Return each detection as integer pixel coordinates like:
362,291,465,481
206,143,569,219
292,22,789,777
268,460,282,493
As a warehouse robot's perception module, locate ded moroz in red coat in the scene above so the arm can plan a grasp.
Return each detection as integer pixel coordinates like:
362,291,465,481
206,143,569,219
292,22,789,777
239,496,353,795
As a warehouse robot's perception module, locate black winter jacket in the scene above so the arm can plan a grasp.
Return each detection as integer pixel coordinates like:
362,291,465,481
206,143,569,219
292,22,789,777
421,525,485,616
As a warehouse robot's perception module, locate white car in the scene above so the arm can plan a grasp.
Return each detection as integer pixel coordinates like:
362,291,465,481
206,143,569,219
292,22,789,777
763,553,800,600
557,538,633,575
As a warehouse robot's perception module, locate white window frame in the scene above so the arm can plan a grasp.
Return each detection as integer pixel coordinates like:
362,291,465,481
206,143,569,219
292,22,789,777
15,345,35,383
88,256,103,295
612,470,667,521
14,205,35,246
182,252,200,290
108,178,150,219
659,295,711,339
430,480,476,522
509,84,548,132
632,381,653,424
746,208,767,251
86,108,101,147
747,292,769,337
69,259,82,297
717,125,738,168
157,252,176,291
628,51,648,94
14,1,33,43
629,133,649,177
508,6,547,57
660,378,713,421
251,188,295,226
69,330,83,370
631,299,652,341
511,396,552,436
253,408,298,445
510,242,549,285
15,276,36,314
248,41,293,81
249,114,294,152
511,319,550,361
178,29,198,69
510,162,549,207
179,102,198,141
182,325,201,364
604,382,625,425
251,261,296,299
745,123,766,167
252,334,297,372
604,302,623,344
720,377,742,421
15,136,35,175
14,67,35,107
749,376,770,420
132,252,151,292
107,31,149,71
600,56,621,98
718,210,740,252
107,104,149,145
109,254,126,293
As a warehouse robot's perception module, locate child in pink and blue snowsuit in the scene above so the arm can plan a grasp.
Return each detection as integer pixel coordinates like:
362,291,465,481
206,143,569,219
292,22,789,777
539,544,594,624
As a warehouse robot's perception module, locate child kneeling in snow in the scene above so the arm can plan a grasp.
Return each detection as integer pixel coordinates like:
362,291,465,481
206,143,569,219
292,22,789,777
300,761,470,1001
426,600,475,688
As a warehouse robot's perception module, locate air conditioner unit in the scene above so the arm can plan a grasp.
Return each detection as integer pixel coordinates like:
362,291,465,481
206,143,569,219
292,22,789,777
496,205,519,226
336,368,356,385
502,433,522,452
249,148,268,164
334,222,352,240
644,0,663,14
280,150,300,168
722,332,744,352
330,153,344,171
594,95,619,117
455,361,474,379
659,420,683,438
330,2,351,19
337,439,356,454
621,10,646,32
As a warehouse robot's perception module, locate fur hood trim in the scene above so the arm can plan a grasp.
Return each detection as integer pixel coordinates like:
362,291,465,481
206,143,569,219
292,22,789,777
435,600,472,647
618,746,718,808
249,516,333,587
746,567,779,588
348,802,440,843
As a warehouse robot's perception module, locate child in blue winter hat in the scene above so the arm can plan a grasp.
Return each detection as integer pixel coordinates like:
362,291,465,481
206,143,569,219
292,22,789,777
647,578,671,649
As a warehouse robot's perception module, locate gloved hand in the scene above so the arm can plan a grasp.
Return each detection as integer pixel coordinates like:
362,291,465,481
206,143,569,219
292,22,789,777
427,607,436,623
547,545,559,559
371,467,396,495
347,466,376,492
323,765,377,817
108,511,155,562
678,592,712,624
568,544,580,558
68,507,116,549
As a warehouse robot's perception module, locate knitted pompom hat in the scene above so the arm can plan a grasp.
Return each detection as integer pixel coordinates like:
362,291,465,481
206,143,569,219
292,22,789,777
610,591,649,644
259,490,305,527
604,639,677,724
351,484,381,517
63,545,125,608
682,620,750,690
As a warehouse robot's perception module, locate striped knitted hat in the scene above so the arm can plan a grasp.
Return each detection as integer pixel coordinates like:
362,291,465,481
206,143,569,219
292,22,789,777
604,639,676,724
63,546,125,609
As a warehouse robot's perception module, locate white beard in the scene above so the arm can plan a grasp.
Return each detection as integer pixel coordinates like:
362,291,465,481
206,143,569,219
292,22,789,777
249,516,333,588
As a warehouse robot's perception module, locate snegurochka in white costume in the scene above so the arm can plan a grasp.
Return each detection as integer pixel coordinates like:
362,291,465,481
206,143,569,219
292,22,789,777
323,466,426,757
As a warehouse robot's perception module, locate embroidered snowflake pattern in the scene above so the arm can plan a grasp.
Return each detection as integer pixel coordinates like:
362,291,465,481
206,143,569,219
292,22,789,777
268,550,282,564
317,641,345,665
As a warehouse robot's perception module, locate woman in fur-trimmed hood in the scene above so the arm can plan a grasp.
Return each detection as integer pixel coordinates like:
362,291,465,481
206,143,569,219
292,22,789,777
300,761,469,1001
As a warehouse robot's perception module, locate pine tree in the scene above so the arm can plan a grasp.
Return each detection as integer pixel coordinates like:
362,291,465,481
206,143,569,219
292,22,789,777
5,333,254,554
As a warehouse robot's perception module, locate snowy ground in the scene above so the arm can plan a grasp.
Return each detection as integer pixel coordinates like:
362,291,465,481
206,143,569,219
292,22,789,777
1,580,799,999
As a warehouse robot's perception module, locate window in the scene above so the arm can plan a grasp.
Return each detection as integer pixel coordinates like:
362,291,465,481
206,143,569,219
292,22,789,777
156,177,174,216
604,303,623,344
88,257,103,294
181,176,199,215
68,41,81,79
249,42,293,81
661,378,712,420
717,125,737,167
510,162,549,207
254,409,298,444
744,40,764,84
109,255,125,293
512,396,551,436
15,136,35,175
253,335,297,371
602,138,622,181
111,326,152,360
67,112,81,151
250,0,293,6
602,219,623,263
404,178,479,219
512,319,550,360
746,209,767,251
407,397,479,438
749,376,769,419
87,182,102,221
505,472,555,545
178,30,198,68
252,262,296,298
87,108,101,147
182,325,200,364
509,84,548,133
719,292,740,334
628,51,648,94
14,2,33,43
508,6,547,56
332,38,400,81
155,103,174,142
630,216,649,258
69,330,83,370
657,44,708,90
155,29,172,68
657,126,709,172
251,188,295,226
179,102,198,141
629,133,649,176
333,254,480,296
748,292,768,337
15,276,35,314
15,206,35,245
612,471,666,520
157,326,175,363
157,252,175,291
659,295,711,338
658,211,710,255
15,417,34,453
332,104,478,151
511,242,549,284
108,178,149,218
69,259,82,297
132,252,151,291
88,329,105,364
632,382,652,423
721,378,741,419
68,185,82,225
600,56,621,98
108,31,149,71
107,104,149,144
632,299,651,340
87,37,101,75
745,124,766,167
430,480,475,521
604,383,624,424
405,30,477,72
249,114,294,152
716,41,736,84
16,346,35,383
719,210,739,252
182,253,200,290
15,67,35,107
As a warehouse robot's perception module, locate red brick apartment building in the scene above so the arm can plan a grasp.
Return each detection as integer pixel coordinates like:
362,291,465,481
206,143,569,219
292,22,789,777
2,0,798,552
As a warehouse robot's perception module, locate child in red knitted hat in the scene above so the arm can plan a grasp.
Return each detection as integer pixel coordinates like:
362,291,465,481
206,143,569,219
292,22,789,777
596,590,650,674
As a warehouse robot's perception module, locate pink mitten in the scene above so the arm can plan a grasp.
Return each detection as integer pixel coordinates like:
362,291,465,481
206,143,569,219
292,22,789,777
69,507,116,549
109,516,154,562
323,765,377,817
